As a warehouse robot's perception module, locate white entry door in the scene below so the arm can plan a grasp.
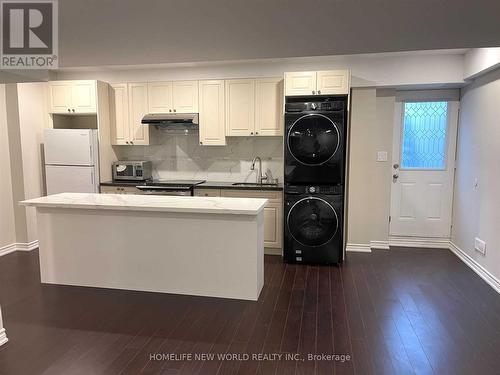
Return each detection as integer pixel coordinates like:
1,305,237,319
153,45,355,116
390,94,459,238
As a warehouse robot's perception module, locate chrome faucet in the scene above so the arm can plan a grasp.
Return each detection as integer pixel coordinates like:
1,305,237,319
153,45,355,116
250,156,268,184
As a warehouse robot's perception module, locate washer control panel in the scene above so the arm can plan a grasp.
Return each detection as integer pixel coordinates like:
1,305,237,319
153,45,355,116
285,185,342,195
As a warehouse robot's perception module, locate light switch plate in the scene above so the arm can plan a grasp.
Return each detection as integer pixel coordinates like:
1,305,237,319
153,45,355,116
474,237,486,255
377,151,388,162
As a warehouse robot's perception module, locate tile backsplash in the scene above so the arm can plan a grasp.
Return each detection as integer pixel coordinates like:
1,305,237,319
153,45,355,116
114,131,283,182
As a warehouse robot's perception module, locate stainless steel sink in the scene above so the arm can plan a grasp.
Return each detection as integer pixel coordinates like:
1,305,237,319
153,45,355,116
231,182,278,187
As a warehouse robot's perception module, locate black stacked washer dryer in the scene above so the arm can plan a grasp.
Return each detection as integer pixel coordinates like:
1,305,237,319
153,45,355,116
284,96,348,265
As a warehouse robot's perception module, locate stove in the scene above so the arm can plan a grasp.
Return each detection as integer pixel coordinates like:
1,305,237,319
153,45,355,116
135,179,206,196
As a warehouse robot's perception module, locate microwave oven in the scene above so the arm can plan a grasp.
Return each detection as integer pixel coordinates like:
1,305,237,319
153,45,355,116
112,161,152,181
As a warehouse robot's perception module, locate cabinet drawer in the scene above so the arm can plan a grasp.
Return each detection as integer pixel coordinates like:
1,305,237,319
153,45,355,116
194,188,221,197
100,186,141,194
220,189,282,203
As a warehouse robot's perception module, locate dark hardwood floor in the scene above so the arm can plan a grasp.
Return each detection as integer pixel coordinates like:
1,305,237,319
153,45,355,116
1,248,500,375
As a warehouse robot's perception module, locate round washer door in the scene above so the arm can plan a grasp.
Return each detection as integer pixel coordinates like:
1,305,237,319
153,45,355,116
287,197,339,247
287,114,340,166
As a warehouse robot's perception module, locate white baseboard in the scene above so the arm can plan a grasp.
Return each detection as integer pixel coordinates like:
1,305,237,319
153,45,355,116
346,243,371,252
15,240,39,251
0,240,39,257
388,236,450,249
370,240,390,250
449,242,500,294
264,247,282,256
0,243,17,257
0,328,7,347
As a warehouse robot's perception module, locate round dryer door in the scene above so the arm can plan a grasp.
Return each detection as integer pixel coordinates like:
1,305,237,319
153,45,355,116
287,197,339,247
287,114,340,166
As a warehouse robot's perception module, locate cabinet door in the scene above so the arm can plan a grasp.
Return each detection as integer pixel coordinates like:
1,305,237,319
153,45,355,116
128,83,150,145
172,81,198,113
316,70,350,95
284,71,317,96
255,78,283,136
110,84,129,145
225,79,255,136
49,82,72,113
263,202,283,248
220,189,283,249
148,82,173,113
198,80,226,146
70,81,97,113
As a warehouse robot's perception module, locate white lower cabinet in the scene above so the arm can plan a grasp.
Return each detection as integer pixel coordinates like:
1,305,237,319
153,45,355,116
194,188,221,197
219,189,283,250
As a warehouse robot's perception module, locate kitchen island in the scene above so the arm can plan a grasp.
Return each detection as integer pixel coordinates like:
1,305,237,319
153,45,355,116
20,193,267,300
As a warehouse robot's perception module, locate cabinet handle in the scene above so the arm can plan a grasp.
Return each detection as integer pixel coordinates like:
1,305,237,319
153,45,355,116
72,109,75,112
169,109,172,112
173,109,176,112
312,90,315,95
255,131,259,135
67,108,71,112
318,90,321,94
130,141,134,145
200,141,203,145
250,132,253,135
126,141,129,144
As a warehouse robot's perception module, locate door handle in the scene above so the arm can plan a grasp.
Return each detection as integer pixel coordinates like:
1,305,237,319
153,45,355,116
393,163,399,169
393,174,399,179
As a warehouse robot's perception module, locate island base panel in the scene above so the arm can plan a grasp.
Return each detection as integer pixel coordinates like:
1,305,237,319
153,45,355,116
36,207,264,301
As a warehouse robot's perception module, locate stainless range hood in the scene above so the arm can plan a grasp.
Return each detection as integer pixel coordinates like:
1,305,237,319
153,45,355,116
141,113,199,130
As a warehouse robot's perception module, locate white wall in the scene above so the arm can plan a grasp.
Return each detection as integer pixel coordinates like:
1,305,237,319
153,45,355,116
452,67,500,281
56,50,466,88
347,88,395,246
0,85,17,252
17,83,47,242
464,48,500,80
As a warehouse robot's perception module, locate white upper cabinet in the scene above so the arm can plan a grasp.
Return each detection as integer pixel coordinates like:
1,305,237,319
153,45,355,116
225,79,255,136
284,71,317,96
255,78,283,136
172,81,198,113
226,77,283,137
148,80,198,114
316,70,350,95
127,83,149,145
284,70,350,96
109,84,129,145
199,80,226,146
147,82,172,113
49,80,97,114
110,83,152,145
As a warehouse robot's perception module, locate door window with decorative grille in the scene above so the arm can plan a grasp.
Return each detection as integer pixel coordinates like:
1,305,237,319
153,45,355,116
401,101,449,170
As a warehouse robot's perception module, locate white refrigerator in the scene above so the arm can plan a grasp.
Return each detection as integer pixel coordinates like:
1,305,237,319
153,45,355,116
44,129,100,195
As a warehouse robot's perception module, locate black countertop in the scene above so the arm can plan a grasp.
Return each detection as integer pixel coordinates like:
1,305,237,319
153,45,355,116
198,181,283,191
100,180,283,191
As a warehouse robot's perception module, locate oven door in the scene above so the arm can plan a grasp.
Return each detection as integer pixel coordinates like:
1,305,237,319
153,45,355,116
135,186,193,196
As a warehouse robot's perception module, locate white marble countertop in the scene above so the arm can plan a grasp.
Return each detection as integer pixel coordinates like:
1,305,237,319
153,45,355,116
20,193,268,215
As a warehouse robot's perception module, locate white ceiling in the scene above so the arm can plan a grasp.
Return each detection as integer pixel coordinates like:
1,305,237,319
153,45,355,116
58,0,500,68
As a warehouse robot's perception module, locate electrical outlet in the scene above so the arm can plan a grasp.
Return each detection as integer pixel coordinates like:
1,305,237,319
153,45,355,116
474,237,486,255
377,151,388,162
